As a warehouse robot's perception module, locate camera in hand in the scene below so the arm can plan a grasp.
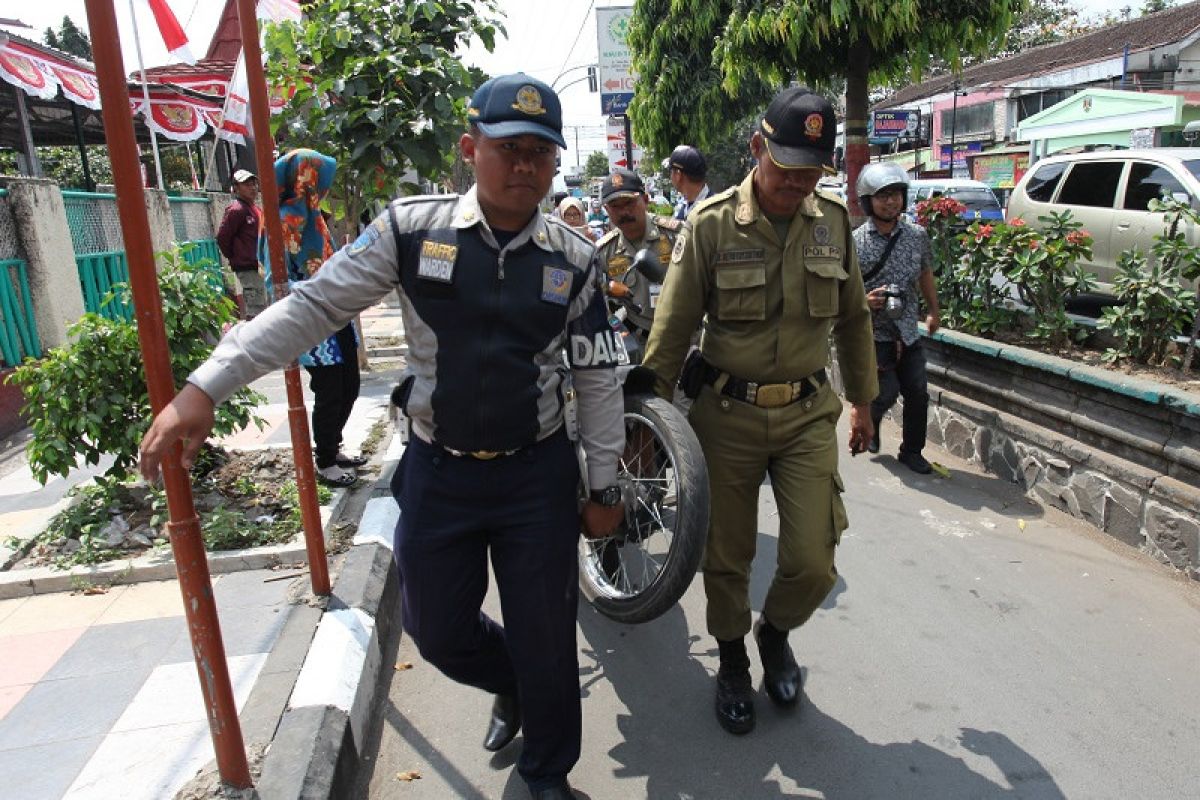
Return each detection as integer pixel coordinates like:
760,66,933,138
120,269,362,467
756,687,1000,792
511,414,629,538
883,283,904,320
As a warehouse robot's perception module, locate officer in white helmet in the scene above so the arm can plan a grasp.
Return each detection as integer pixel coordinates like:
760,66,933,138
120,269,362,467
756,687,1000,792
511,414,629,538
852,162,941,473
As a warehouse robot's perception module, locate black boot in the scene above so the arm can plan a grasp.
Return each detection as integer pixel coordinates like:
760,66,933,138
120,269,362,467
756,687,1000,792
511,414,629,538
483,693,521,751
754,616,802,707
714,638,755,735
868,412,882,454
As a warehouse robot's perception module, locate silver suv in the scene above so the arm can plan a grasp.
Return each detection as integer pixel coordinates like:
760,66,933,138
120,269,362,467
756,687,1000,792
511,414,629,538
1006,148,1200,295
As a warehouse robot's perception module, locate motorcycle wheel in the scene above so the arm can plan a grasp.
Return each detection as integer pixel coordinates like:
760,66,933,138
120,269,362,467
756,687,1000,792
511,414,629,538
579,394,709,624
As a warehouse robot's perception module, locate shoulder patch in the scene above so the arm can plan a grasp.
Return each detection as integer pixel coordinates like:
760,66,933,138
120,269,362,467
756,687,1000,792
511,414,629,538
691,186,736,216
653,215,682,232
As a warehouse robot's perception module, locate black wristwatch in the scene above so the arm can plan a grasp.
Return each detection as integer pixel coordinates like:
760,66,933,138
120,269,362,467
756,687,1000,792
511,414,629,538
589,486,622,507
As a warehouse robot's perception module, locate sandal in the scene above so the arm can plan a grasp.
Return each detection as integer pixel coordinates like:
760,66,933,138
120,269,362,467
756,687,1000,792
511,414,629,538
316,464,357,487
335,451,369,468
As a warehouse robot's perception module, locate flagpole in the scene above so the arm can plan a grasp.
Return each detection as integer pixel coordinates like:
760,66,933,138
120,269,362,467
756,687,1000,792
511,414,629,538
129,0,166,190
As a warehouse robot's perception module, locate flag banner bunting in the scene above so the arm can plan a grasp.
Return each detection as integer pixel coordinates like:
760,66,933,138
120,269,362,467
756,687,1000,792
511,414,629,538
142,0,196,65
0,37,102,109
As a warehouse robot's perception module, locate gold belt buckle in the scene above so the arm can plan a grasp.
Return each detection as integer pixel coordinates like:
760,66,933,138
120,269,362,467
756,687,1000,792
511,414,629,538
755,383,794,408
469,450,501,460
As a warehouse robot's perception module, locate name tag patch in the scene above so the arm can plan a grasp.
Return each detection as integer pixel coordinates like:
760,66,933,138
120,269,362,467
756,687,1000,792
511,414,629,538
802,245,842,259
714,248,765,265
418,239,457,282
570,329,628,367
541,266,573,305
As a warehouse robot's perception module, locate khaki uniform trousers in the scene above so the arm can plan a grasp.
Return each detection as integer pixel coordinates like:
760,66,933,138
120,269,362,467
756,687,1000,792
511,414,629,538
689,380,849,641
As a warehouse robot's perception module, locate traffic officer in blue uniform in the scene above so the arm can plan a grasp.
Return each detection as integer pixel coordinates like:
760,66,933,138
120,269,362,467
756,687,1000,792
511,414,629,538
139,73,626,800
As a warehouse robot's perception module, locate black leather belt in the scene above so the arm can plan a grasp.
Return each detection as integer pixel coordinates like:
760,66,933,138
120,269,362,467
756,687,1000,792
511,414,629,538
707,367,827,409
414,430,522,460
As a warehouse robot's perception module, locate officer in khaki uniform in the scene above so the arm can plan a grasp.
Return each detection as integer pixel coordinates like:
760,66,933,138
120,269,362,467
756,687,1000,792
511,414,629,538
643,87,878,735
596,168,681,338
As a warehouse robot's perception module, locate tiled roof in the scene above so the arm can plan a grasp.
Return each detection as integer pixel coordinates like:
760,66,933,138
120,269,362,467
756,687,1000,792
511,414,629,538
878,0,1200,108
134,61,237,83
206,0,243,62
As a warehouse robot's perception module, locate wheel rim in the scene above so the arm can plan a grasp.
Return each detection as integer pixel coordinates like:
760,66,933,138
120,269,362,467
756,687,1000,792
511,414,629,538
580,411,680,601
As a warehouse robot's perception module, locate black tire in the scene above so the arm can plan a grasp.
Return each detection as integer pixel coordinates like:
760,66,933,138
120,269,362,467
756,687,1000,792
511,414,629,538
579,394,709,624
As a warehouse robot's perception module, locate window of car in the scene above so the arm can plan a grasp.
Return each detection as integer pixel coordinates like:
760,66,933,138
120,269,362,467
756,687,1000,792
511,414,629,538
1056,161,1124,208
945,188,1001,212
1183,159,1200,183
1023,162,1067,202
1123,162,1189,211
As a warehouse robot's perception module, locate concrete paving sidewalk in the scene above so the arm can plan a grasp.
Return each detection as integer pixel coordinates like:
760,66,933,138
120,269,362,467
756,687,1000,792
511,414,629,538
0,300,409,798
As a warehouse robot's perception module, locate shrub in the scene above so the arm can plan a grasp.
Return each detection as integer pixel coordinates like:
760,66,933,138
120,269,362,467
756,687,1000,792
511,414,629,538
7,248,265,484
1098,196,1200,367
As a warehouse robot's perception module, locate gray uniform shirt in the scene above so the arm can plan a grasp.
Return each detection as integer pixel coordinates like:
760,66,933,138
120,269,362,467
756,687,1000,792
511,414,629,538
189,186,625,489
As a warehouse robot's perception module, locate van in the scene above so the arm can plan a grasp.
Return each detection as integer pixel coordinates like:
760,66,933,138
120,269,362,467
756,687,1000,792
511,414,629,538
1006,148,1200,295
906,178,1004,222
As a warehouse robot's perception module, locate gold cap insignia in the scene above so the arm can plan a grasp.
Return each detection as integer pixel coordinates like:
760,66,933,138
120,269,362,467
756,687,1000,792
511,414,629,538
467,106,480,117
761,118,776,135
612,174,624,187
513,85,547,116
804,113,824,140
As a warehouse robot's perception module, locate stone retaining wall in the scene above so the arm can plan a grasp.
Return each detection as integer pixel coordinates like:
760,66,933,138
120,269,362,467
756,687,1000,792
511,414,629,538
837,328,1200,580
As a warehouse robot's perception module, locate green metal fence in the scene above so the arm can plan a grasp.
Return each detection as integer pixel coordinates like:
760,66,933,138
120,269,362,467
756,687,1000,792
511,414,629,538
0,258,41,368
76,250,134,322
180,239,225,293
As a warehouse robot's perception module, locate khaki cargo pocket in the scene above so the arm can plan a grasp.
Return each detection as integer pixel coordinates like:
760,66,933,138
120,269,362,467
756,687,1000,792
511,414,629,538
715,265,767,321
830,473,849,546
806,257,848,318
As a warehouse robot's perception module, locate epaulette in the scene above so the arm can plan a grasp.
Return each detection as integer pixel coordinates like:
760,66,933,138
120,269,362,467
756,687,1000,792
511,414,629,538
653,214,682,232
595,228,620,248
392,193,458,207
813,188,849,210
691,186,736,215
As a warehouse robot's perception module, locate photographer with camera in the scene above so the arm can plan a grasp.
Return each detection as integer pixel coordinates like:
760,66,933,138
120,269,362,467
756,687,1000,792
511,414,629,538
853,162,941,474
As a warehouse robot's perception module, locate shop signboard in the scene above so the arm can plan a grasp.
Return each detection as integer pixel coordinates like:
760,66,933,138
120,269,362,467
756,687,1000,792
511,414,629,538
939,141,984,169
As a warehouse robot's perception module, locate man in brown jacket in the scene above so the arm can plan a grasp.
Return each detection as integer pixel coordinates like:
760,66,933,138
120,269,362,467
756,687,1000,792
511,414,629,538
216,169,267,318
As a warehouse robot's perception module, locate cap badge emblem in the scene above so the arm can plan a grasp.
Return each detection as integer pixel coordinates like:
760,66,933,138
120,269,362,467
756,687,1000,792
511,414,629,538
612,174,624,187
804,113,824,140
761,118,776,135
467,105,480,117
513,85,547,116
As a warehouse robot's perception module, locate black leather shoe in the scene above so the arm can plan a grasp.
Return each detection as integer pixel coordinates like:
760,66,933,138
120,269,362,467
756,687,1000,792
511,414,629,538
867,430,880,454
715,668,756,734
898,450,933,475
530,783,574,799
483,694,521,752
754,617,802,707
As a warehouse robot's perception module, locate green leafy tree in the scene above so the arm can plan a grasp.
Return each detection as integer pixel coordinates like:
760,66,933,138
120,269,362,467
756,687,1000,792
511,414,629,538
264,0,502,233
44,16,93,61
627,0,1018,213
7,249,264,484
583,150,610,180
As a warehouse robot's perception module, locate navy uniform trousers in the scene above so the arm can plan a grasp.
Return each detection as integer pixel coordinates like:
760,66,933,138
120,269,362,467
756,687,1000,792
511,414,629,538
390,428,581,789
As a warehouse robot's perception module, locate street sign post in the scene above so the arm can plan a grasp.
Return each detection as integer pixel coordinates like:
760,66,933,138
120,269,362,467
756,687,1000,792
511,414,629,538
596,6,635,116
606,115,643,171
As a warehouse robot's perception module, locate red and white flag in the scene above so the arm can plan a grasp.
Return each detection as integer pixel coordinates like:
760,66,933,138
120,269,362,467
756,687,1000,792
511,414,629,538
216,0,303,144
142,0,196,65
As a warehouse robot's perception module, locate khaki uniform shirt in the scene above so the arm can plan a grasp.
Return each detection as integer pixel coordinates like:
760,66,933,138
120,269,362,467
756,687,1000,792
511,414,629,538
643,170,878,404
595,213,680,332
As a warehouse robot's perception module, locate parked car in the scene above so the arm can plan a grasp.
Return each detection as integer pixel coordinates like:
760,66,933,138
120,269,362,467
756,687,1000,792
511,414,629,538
1006,148,1200,296
907,178,1005,223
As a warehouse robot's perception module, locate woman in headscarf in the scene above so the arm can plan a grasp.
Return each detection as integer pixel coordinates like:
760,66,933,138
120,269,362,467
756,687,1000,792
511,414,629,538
557,195,595,241
265,148,364,487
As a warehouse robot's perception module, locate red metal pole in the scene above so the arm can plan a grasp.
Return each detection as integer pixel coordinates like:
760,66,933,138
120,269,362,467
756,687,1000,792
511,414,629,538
83,0,252,789
236,0,331,596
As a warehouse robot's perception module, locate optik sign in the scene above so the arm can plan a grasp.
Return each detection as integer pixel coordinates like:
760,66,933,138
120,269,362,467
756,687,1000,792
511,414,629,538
597,6,635,115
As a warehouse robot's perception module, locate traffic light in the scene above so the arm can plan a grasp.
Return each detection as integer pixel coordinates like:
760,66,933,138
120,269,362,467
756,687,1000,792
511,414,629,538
587,65,598,93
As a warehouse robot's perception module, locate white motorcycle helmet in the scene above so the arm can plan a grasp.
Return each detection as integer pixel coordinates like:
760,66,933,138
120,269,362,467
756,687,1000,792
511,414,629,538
855,162,910,217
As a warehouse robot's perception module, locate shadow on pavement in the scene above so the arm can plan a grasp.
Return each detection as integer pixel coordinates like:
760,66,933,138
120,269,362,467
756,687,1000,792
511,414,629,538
865,454,1046,522
578,600,1066,800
